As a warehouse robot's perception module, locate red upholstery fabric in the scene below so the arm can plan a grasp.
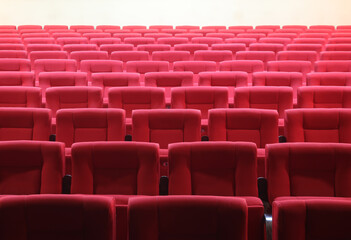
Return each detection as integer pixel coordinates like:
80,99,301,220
27,44,61,53
225,38,257,47
108,87,165,118
219,60,264,83
124,37,155,46
267,61,312,75
191,37,223,46
211,43,246,56
252,72,303,100
284,108,351,143
0,72,34,86
57,37,89,45
320,51,351,60
126,61,169,74
0,44,25,51
144,72,193,103
236,51,275,70
113,33,142,41
151,51,190,64
249,43,284,53
71,141,159,195
234,86,293,118
23,38,56,45
297,86,351,108
306,72,351,86
0,108,51,141
38,72,87,99
174,44,209,54
286,43,323,52
70,51,108,69
34,59,77,81
293,37,327,45
100,44,134,55
326,44,351,51
129,196,247,240
0,86,41,107
0,50,27,58
56,108,126,148
0,195,115,240
266,143,351,204
83,33,111,40
315,60,351,72
157,38,188,46
0,59,30,71
193,50,233,62
111,51,149,63
80,60,123,82
273,199,351,240
0,141,64,194
29,51,68,67
277,51,318,63
137,44,171,54
258,37,292,45
173,60,217,73
45,86,103,118
171,86,228,120
168,141,264,240
62,44,98,53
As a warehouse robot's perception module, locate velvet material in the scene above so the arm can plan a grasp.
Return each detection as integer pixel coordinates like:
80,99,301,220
0,87,41,107
27,44,62,53
126,61,169,74
219,60,264,83
277,51,318,63
320,51,351,60
326,44,351,51
56,108,126,147
111,51,149,63
100,44,134,55
23,38,55,45
57,38,89,45
136,44,171,54
315,60,351,72
236,51,275,69
129,196,247,240
249,43,284,53
174,44,209,54
80,60,123,82
297,86,351,108
267,61,312,80
284,108,351,143
0,195,115,240
124,37,155,46
62,44,98,53
306,72,351,86
151,51,191,63
69,51,108,69
211,43,246,56
0,72,34,86
90,38,121,47
71,141,159,195
45,86,103,117
194,50,233,62
0,141,64,194
33,59,77,81
0,58,30,71
273,199,351,240
29,51,68,67
0,50,26,58
0,108,51,141
173,61,217,73
191,37,223,46
266,143,351,204
286,43,323,53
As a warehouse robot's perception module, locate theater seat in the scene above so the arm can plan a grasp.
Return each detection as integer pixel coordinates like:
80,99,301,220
0,86,41,107
126,61,169,83
108,87,165,134
0,59,30,71
208,108,278,177
63,44,99,53
0,72,34,86
266,142,351,204
0,141,64,194
168,141,264,240
151,51,191,69
173,60,216,84
306,72,351,86
219,60,264,84
132,109,201,176
0,195,115,240
0,108,51,141
284,108,351,143
236,51,275,70
273,199,351,240
69,51,108,69
29,51,68,68
267,60,312,83
100,44,134,55
33,59,77,83
315,60,351,72
129,196,247,240
56,108,126,173
80,60,123,82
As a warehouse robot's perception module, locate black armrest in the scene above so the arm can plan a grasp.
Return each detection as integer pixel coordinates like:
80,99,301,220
279,135,286,143
159,176,169,196
258,177,268,202
124,135,132,141
62,174,72,194
265,213,272,240
201,135,209,141
49,134,56,141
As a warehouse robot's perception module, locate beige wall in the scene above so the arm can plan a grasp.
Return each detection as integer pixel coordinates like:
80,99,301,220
0,0,350,26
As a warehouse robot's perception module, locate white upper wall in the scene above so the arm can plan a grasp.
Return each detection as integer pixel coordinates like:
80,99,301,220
0,0,350,26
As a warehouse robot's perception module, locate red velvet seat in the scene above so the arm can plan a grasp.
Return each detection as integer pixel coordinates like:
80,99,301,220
173,60,216,84
0,195,115,240
129,196,247,240
0,141,64,194
284,108,351,143
277,51,318,65
208,108,278,177
0,58,30,71
236,51,275,70
157,37,188,46
0,50,26,58
33,59,77,83
57,37,89,45
306,72,351,86
124,37,155,46
0,44,25,51
286,43,323,53
168,141,264,240
83,32,111,40
80,60,123,82
219,60,264,84
100,44,134,55
23,38,56,45
126,61,169,83
69,51,108,69
0,72,34,86
111,51,149,70
273,199,351,240
325,43,351,51
266,143,351,204
136,44,171,54
63,45,100,54
29,51,68,68
191,37,223,46
151,51,190,68
225,37,257,47
320,51,351,60
211,43,246,57
144,72,193,105
173,43,209,55
249,43,284,53
0,108,51,141
267,60,312,83
132,109,201,175
0,86,41,107
193,50,233,69
108,87,165,134
315,60,351,72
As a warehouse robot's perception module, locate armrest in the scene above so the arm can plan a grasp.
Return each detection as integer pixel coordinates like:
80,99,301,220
124,134,132,141
279,135,286,143
258,177,272,214
265,213,272,240
62,174,72,194
201,135,209,141
49,134,56,141
159,176,169,195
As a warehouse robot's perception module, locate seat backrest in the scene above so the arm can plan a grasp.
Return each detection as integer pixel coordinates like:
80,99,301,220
0,72,34,86
151,51,191,63
45,86,103,117
129,196,247,240
108,87,165,118
132,109,201,149
0,59,31,71
219,60,264,73
234,86,293,118
173,61,216,73
272,199,351,240
174,44,209,54
286,43,323,52
27,44,62,53
277,51,318,63
136,44,171,54
297,86,351,108
56,108,125,148
320,51,351,60
62,44,98,53
306,72,351,86
80,60,123,82
0,50,27,58
0,108,51,140
0,141,64,194
284,108,351,143
248,43,284,53
111,51,149,62
171,87,228,119
70,51,109,69
236,51,275,69
71,142,159,195
0,195,115,240
193,50,233,62
29,51,68,67
267,61,312,75
0,86,41,107
168,141,257,196
126,61,169,74
100,44,134,55
34,59,77,81
315,60,351,72
267,143,351,203
208,108,278,148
